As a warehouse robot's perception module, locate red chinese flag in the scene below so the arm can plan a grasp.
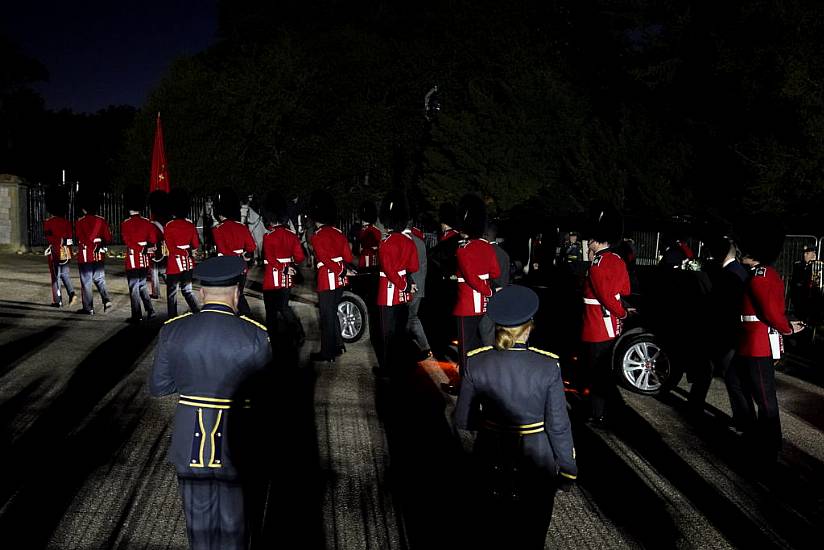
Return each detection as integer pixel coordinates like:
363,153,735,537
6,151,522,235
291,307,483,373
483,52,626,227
150,113,171,193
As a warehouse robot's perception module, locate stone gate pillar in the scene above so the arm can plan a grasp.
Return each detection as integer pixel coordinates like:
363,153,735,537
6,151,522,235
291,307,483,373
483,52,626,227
0,174,29,253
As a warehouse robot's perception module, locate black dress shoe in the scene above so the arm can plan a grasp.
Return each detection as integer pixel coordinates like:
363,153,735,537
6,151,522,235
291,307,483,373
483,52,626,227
309,352,334,363
76,308,94,315
372,367,390,378
441,382,460,396
125,316,142,324
587,415,608,428
336,344,346,356
103,301,113,312
50,302,62,308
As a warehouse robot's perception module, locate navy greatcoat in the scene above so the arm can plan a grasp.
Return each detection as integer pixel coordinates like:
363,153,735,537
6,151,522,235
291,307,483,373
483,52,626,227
150,302,272,549
454,342,577,549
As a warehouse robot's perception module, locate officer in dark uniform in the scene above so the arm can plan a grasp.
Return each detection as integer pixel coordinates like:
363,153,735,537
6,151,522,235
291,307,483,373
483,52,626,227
790,245,818,323
149,256,272,550
455,285,577,550
427,202,462,357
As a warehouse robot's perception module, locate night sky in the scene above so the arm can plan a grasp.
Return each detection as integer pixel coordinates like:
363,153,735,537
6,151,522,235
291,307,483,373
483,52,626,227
2,1,218,113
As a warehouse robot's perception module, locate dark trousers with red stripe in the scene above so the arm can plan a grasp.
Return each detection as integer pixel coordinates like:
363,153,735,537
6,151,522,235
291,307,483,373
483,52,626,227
237,274,251,316
166,270,200,317
317,288,343,360
126,268,155,320
372,304,409,372
581,339,622,419
456,315,484,375
727,355,781,460
47,256,74,305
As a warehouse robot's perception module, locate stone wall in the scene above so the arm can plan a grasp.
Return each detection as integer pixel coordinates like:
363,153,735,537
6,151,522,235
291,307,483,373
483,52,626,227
0,174,29,253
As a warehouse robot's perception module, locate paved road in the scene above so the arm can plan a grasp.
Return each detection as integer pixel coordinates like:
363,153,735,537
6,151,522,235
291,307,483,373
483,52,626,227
1,253,823,549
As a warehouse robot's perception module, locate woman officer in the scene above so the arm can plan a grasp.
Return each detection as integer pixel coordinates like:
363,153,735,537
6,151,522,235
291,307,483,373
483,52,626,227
454,285,577,549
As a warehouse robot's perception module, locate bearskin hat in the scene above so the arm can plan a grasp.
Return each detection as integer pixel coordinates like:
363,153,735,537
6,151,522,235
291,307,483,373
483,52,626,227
309,189,337,225
380,190,409,232
77,190,100,215
263,190,289,226
588,201,623,245
45,187,68,217
123,185,145,213
456,194,487,239
438,202,457,228
359,200,378,225
149,190,171,223
169,188,191,220
215,187,241,221
736,215,785,265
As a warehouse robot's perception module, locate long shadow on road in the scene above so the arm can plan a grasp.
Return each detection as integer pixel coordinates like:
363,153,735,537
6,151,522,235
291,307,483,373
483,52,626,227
616,394,819,550
0,323,67,377
0,321,162,547
377,361,465,549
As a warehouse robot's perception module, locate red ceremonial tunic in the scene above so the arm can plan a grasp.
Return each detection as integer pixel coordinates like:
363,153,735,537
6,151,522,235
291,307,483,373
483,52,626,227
165,218,201,275
75,214,112,264
311,225,353,292
43,216,73,261
453,238,500,316
581,249,630,343
121,214,158,271
357,223,383,268
212,219,256,258
738,265,792,358
440,228,460,242
262,225,305,290
377,231,419,306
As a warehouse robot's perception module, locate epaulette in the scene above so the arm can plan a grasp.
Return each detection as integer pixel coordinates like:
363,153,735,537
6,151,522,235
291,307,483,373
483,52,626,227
528,346,559,359
240,315,268,331
467,345,493,357
755,266,767,277
164,312,193,325
591,255,603,266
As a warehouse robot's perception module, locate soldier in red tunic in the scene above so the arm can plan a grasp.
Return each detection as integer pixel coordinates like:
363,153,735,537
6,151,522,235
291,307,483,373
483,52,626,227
371,191,419,376
309,190,353,363
580,204,630,425
148,190,170,299
212,189,256,316
75,191,113,315
261,191,306,354
165,188,201,318
730,220,804,463
121,186,158,323
357,200,382,269
43,187,77,307
443,195,500,395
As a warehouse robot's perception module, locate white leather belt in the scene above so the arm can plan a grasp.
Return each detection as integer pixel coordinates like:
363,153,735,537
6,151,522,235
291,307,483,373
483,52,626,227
177,245,190,250
317,256,343,268
264,258,292,264
233,249,244,255
457,273,489,283
583,294,621,305
741,315,760,322
380,270,407,277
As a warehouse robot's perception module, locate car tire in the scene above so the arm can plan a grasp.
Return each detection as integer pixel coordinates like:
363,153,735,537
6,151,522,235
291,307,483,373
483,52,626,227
613,332,681,396
338,291,368,343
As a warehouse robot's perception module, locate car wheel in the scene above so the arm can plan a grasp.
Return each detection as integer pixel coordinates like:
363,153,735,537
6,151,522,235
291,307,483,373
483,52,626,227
614,333,678,396
338,291,368,343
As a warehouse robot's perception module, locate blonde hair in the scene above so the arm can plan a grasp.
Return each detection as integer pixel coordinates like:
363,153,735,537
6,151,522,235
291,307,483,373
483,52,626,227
494,320,534,351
